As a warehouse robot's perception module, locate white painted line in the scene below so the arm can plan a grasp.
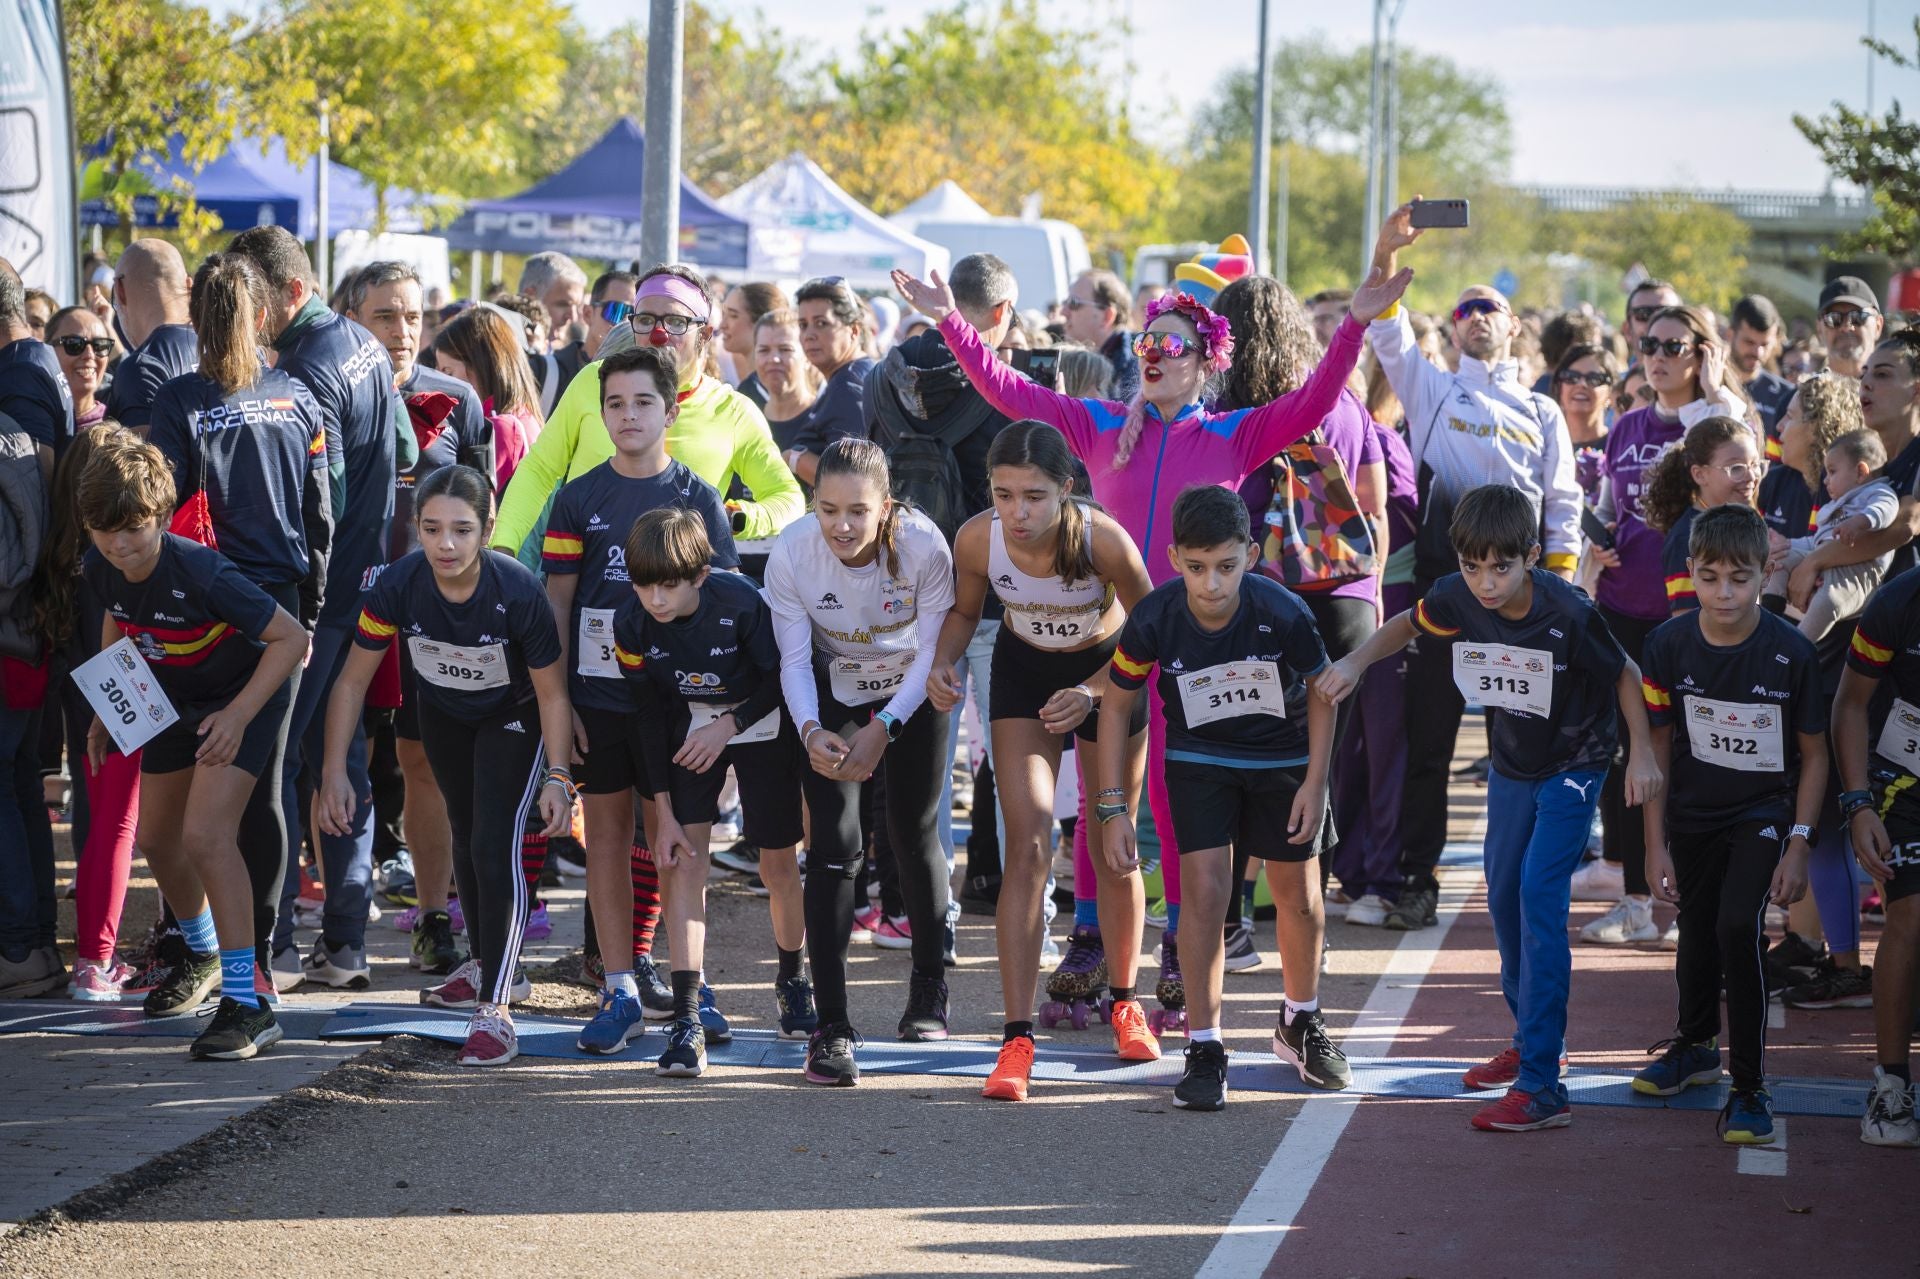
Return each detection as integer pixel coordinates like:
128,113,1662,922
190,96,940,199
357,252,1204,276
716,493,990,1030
1737,1118,1788,1176
1195,818,1484,1278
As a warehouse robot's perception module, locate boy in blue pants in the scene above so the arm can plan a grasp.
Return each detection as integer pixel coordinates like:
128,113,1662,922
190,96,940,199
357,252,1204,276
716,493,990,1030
1318,485,1661,1131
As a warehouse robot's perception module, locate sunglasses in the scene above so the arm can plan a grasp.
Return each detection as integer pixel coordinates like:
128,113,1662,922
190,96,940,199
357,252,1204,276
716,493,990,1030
53,335,114,358
1820,307,1877,330
1452,298,1505,321
1556,369,1612,388
1637,336,1699,357
1131,332,1193,359
1628,305,1663,324
633,312,706,336
599,300,634,325
1063,296,1101,312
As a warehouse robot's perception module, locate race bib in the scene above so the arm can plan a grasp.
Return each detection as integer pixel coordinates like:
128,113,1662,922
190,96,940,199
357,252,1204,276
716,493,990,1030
829,652,913,706
72,638,179,754
1010,609,1094,650
577,608,618,679
689,700,780,745
1875,697,1920,774
1177,661,1285,728
409,637,510,692
1452,643,1553,717
1683,696,1785,772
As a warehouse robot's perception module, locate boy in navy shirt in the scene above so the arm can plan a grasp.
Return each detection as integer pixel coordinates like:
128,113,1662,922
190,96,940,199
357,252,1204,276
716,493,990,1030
1097,486,1345,1111
1634,504,1822,1145
1321,485,1660,1132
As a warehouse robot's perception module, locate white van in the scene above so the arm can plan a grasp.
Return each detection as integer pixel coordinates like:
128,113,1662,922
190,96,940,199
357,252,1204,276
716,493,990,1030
910,218,1092,312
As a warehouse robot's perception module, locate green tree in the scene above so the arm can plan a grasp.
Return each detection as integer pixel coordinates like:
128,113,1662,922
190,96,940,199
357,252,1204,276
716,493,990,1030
1795,17,1920,258
1545,196,1751,313
66,0,252,248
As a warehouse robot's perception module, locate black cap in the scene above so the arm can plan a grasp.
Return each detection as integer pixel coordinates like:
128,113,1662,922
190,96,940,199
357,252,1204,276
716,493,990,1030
1819,275,1879,313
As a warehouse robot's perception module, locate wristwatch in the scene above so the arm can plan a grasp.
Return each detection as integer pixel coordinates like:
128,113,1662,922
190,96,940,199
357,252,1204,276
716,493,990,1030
1839,789,1875,817
875,710,904,742
1788,823,1816,845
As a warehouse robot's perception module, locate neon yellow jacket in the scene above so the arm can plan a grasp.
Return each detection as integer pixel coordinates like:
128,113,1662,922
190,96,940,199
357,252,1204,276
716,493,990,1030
491,362,805,563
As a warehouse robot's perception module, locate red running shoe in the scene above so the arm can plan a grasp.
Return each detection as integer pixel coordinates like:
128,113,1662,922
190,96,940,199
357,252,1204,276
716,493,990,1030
1471,1086,1571,1132
1461,1046,1569,1090
458,1004,518,1067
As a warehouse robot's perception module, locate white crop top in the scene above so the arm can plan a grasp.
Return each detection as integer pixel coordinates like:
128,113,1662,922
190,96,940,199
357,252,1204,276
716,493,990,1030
987,511,1113,650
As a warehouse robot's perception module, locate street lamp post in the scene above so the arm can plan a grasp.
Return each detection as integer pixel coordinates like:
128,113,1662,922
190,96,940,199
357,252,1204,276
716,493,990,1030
1248,0,1273,271
640,0,685,268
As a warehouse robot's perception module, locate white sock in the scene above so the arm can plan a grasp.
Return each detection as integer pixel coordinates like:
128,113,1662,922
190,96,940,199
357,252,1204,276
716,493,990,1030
1284,998,1319,1025
604,969,639,998
1191,1026,1223,1043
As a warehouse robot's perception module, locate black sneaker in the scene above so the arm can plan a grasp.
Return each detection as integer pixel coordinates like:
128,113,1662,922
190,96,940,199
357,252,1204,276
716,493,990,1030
712,842,760,875
1764,931,1827,994
1383,885,1437,931
1174,1040,1229,1111
656,1017,707,1077
410,909,464,975
633,953,676,1020
804,1021,861,1086
898,970,950,1042
959,874,1002,917
776,976,818,1040
1782,960,1873,1009
745,874,771,898
1273,1009,1352,1090
190,997,284,1060
143,950,220,1017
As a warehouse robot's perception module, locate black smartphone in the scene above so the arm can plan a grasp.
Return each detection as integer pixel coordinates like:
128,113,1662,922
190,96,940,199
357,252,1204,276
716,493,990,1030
1409,198,1470,229
1581,505,1615,551
1012,346,1061,388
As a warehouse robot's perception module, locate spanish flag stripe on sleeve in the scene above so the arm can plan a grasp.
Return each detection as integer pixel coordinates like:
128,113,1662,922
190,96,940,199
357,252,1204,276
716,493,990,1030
1110,644,1152,682
1413,598,1460,638
615,642,645,670
1664,575,1695,601
308,429,325,456
542,532,584,562
1641,677,1672,711
1765,435,1782,462
357,608,397,644
1851,628,1893,669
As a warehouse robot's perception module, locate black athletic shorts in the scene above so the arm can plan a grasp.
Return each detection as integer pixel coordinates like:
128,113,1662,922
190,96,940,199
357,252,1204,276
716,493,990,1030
574,704,653,796
1876,789,1920,903
1165,758,1333,861
989,625,1146,744
141,681,292,778
664,705,805,848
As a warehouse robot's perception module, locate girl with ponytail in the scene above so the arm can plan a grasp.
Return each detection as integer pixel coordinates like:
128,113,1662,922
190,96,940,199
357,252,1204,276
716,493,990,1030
1639,415,1762,615
926,420,1158,1099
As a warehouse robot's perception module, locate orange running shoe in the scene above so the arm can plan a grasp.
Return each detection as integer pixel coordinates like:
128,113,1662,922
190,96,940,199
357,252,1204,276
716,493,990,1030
1111,998,1163,1061
982,1035,1035,1101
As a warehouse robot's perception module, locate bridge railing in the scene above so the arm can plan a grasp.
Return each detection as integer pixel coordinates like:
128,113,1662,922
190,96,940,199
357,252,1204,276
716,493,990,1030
1511,185,1870,223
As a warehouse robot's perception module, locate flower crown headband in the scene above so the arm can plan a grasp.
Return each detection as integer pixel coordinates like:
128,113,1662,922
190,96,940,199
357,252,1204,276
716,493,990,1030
1143,291,1235,373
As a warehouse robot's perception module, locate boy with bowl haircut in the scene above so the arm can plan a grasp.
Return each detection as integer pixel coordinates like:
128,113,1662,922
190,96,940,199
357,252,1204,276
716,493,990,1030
1636,504,1822,1144
1319,484,1660,1131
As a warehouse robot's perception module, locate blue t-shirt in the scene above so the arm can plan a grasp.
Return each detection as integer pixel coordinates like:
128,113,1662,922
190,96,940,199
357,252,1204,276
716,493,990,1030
790,357,874,456
0,337,73,456
106,324,199,428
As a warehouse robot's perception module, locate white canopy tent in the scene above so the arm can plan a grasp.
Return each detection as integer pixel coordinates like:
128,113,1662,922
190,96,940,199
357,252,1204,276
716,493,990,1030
888,180,996,235
720,153,949,289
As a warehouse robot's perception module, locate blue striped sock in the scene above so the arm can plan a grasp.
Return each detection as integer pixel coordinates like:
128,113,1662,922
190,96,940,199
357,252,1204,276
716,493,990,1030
1166,902,1181,934
179,907,218,955
220,947,260,1008
1073,898,1100,928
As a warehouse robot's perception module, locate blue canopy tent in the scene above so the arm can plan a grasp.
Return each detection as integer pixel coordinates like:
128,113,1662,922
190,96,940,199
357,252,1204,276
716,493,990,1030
439,117,748,270
81,135,431,239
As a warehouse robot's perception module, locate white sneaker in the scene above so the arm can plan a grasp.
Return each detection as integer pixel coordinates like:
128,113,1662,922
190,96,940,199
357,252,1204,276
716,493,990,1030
1661,919,1680,951
270,945,306,993
1039,932,1061,965
1344,894,1389,927
1569,858,1625,902
1580,896,1657,944
1861,1067,1920,1147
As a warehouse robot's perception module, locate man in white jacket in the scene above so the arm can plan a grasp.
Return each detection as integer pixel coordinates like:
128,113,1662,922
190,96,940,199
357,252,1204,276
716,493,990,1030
1363,201,1583,932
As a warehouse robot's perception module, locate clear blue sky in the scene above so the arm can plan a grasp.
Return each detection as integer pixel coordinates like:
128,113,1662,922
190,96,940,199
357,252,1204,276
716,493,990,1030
207,0,1918,190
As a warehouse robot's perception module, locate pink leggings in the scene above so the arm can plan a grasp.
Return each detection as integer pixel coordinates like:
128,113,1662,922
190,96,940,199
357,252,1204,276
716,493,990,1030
74,750,140,965
1072,686,1181,909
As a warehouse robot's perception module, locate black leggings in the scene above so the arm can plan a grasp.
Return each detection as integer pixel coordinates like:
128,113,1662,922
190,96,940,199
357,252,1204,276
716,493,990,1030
802,673,950,1027
1398,585,1466,894
239,581,300,965
417,698,544,1006
1598,605,1660,896
1670,819,1781,1091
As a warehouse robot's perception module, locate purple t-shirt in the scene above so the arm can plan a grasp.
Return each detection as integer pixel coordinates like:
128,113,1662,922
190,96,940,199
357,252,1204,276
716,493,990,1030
1238,388,1384,602
1378,418,1418,563
1597,404,1686,620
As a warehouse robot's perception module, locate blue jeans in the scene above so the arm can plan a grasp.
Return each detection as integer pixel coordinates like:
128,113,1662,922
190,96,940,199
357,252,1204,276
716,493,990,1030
1483,766,1605,1095
0,706,56,953
274,620,374,952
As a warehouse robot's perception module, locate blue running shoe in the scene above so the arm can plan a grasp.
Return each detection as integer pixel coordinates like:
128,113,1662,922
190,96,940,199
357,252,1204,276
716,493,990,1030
1631,1036,1722,1096
1470,1084,1571,1132
776,976,818,1040
576,989,644,1055
698,983,733,1044
1720,1087,1775,1144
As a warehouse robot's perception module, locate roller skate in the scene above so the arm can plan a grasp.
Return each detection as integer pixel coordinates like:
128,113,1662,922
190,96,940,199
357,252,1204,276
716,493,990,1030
1150,933,1187,1037
1038,925,1110,1030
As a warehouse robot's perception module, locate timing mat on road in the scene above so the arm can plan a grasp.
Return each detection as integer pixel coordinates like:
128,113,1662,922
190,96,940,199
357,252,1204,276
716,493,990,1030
310,1003,1865,1117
